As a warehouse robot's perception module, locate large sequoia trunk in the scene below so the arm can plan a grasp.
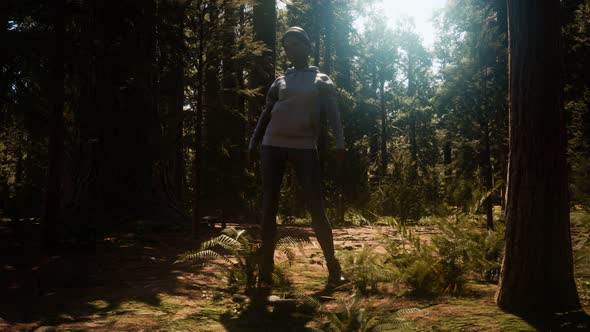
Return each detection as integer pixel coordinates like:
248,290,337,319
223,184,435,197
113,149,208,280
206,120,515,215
495,0,580,314
70,0,164,220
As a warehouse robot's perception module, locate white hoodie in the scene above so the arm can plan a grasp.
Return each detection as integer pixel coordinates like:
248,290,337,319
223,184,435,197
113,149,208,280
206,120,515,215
249,66,345,150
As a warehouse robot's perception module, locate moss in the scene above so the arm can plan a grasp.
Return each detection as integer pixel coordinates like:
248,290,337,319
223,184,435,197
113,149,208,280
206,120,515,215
404,298,536,331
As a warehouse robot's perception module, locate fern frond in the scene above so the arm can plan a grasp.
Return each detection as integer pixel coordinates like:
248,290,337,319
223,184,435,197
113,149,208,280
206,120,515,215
280,247,296,263
277,235,309,260
176,249,234,267
234,228,246,241
175,249,213,263
361,315,384,331
221,226,239,237
325,312,346,331
200,234,242,251
574,237,588,251
391,307,420,318
289,290,322,311
277,236,309,253
277,235,309,247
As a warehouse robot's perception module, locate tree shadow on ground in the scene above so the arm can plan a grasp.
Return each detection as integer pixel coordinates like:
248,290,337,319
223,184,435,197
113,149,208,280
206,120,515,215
219,305,314,332
513,309,590,331
0,218,226,329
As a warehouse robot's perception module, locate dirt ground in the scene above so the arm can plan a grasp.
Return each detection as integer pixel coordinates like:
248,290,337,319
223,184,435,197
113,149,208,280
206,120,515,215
1,219,589,331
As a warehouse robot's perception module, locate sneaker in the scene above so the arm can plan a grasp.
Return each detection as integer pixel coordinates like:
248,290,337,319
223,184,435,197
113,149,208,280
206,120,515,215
325,274,347,292
250,283,272,307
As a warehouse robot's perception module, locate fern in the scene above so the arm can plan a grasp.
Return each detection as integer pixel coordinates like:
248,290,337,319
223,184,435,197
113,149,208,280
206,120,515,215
200,234,242,251
339,245,394,295
312,295,418,331
175,249,234,267
289,289,322,311
176,227,307,294
387,213,507,295
276,236,309,265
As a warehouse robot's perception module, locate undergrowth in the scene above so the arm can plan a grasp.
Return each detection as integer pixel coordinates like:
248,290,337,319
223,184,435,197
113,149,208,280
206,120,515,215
175,227,308,295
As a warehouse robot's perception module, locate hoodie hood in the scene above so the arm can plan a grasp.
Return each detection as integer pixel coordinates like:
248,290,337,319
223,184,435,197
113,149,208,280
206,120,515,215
285,66,320,75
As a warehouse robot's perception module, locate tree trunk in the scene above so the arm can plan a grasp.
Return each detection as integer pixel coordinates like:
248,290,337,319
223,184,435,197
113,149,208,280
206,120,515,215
443,140,452,176
312,0,321,68
495,0,580,314
481,120,494,230
379,77,387,178
407,53,418,181
250,0,276,114
247,0,276,182
43,0,65,248
73,0,160,219
238,5,247,149
204,4,221,216
369,64,379,174
137,0,160,218
192,1,205,238
172,4,186,203
334,6,352,92
321,0,333,75
220,3,246,215
332,1,352,225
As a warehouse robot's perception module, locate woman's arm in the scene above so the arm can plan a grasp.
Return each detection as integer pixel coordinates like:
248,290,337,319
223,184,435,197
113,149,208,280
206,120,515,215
249,102,273,150
248,79,279,150
320,76,346,150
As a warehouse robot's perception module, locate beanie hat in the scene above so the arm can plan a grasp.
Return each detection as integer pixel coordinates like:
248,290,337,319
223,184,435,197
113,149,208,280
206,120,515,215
281,26,311,47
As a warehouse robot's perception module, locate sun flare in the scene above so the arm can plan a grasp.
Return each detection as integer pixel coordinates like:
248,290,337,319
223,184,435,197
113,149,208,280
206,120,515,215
367,0,448,47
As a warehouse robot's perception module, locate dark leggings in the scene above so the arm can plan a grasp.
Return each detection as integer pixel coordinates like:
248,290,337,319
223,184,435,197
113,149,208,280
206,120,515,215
259,145,337,284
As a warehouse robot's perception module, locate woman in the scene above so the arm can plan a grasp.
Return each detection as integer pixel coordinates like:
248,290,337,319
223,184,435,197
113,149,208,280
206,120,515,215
248,26,346,296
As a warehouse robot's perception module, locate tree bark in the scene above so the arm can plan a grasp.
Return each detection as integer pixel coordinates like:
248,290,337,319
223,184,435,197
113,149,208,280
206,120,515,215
250,0,276,114
43,0,65,248
443,140,452,176
203,4,221,216
495,0,580,314
137,0,160,218
379,76,387,178
172,3,186,203
369,64,379,173
321,0,333,75
334,5,352,93
312,0,321,68
192,0,205,238
407,53,418,181
481,120,494,230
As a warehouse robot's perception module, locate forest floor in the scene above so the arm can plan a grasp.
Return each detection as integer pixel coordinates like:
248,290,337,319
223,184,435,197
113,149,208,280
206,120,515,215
0,213,589,332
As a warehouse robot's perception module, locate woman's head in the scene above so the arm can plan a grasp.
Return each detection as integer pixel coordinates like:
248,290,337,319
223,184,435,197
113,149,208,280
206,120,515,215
281,26,311,64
